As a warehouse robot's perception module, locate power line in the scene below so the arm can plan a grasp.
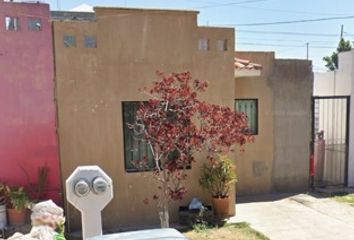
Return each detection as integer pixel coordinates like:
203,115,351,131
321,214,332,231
236,37,338,43
237,42,335,49
275,46,304,53
186,0,220,4
198,0,268,9
344,31,354,36
193,0,350,17
225,15,354,26
230,5,350,16
236,29,353,37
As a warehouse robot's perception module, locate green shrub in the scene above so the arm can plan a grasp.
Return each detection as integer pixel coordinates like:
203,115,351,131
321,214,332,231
199,155,237,198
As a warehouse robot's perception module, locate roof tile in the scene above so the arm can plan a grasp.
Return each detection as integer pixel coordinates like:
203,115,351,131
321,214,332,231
235,57,262,70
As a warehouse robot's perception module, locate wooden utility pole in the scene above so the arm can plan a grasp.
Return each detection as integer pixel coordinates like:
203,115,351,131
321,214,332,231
306,42,309,60
340,24,344,39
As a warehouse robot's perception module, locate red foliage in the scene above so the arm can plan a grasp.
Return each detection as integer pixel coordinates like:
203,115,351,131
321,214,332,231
128,71,252,225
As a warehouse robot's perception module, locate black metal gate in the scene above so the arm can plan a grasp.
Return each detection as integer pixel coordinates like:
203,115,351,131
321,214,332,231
312,96,350,186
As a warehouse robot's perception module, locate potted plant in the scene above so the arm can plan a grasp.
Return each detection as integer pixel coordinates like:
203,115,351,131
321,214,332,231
5,186,31,226
199,155,237,219
0,183,7,229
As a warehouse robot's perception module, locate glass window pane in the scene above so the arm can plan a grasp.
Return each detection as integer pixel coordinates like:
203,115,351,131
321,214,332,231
5,16,20,31
217,39,228,51
28,18,41,31
123,102,154,172
85,35,97,48
64,34,76,47
198,39,209,51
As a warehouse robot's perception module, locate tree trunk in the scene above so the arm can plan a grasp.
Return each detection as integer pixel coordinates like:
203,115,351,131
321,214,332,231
159,168,170,228
159,205,169,228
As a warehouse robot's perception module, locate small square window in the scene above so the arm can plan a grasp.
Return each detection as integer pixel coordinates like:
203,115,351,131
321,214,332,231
64,35,76,48
28,18,41,31
5,17,20,31
198,39,209,51
84,35,97,48
217,39,228,51
235,99,258,135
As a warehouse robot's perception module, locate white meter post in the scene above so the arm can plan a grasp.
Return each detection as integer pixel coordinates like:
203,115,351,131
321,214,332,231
66,166,113,240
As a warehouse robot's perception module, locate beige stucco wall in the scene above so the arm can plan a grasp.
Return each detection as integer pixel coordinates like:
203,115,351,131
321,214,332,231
234,52,313,195
53,7,235,231
234,52,275,195
270,59,313,192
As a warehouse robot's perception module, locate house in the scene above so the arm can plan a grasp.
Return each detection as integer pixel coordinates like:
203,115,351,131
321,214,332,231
234,52,313,195
0,0,61,202
0,1,316,231
51,7,235,231
314,50,354,187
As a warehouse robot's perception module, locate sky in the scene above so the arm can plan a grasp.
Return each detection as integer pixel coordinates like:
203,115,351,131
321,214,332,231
44,0,354,72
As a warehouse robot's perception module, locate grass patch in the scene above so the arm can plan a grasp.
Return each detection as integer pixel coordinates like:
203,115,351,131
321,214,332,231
184,222,269,240
333,193,354,206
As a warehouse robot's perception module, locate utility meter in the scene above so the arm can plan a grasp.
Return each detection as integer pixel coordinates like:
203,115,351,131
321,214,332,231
74,179,90,197
66,166,113,240
92,177,108,195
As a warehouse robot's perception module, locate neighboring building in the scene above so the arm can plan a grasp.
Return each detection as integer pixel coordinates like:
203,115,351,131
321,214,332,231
70,4,94,12
314,50,354,187
52,7,235,230
234,52,313,195
314,51,352,96
0,1,61,202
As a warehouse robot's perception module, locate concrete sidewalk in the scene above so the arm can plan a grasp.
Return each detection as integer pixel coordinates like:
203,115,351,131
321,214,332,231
229,193,354,240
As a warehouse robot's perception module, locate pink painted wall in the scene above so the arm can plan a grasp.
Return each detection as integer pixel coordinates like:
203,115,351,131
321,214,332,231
0,1,61,203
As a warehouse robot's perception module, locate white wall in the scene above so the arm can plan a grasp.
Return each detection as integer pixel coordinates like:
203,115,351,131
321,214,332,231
314,51,353,96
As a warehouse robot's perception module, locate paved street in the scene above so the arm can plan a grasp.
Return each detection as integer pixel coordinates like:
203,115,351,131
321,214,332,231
229,193,354,240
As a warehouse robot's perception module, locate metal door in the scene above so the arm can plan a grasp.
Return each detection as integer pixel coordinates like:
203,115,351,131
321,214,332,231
312,96,350,186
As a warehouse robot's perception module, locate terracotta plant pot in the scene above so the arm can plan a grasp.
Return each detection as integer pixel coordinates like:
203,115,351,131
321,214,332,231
7,208,27,226
211,197,230,219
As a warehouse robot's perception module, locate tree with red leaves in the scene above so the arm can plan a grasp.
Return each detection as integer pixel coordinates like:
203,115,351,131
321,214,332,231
128,71,251,228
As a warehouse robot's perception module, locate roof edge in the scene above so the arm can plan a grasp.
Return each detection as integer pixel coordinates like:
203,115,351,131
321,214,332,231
93,6,199,15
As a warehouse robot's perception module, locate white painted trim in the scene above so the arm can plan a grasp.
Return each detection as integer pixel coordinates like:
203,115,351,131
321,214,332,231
234,69,261,78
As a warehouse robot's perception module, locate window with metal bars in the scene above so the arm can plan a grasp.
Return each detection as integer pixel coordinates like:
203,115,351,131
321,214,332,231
122,101,154,172
235,99,258,135
122,101,192,172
